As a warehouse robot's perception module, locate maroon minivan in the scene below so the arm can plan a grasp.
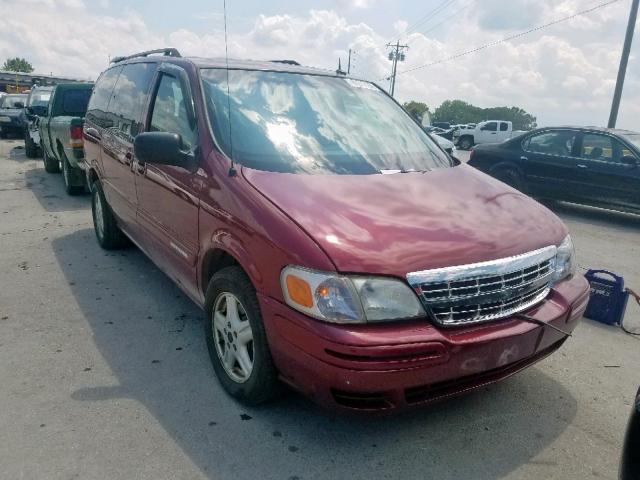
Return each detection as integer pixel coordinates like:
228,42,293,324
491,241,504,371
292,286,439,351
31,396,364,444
83,48,590,411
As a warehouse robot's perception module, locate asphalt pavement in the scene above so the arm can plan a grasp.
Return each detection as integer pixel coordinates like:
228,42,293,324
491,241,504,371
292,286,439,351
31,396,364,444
0,138,639,480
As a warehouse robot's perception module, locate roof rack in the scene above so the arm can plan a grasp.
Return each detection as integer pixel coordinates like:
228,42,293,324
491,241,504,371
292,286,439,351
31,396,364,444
111,48,181,64
270,60,301,66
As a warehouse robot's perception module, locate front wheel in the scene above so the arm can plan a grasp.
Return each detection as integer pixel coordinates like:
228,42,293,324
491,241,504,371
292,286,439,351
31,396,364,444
24,131,38,158
205,266,279,405
459,136,474,150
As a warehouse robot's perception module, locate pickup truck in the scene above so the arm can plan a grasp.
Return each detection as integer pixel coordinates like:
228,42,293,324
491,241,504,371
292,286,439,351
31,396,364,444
39,82,93,195
453,120,525,150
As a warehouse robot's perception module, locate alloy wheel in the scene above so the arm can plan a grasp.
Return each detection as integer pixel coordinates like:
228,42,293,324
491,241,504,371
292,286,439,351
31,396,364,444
212,292,254,383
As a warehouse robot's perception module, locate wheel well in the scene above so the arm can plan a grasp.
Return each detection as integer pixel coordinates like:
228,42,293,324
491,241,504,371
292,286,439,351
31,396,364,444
201,249,241,293
489,161,522,176
88,168,99,186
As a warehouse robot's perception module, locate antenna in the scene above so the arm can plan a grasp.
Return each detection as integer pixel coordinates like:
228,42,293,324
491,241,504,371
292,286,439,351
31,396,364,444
222,0,236,177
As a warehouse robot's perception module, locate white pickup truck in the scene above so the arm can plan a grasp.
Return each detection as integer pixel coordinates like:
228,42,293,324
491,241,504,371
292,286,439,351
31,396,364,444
453,120,525,150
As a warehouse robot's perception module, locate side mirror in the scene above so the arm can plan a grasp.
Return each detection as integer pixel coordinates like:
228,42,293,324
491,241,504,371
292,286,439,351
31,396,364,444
26,106,35,115
134,132,197,171
621,155,639,168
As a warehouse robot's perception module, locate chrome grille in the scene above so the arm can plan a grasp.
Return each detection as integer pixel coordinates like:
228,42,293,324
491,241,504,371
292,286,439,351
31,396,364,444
407,246,557,326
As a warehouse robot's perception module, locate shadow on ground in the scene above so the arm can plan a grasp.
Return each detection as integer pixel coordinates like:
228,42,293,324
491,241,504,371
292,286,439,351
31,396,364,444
53,228,578,480
20,153,89,213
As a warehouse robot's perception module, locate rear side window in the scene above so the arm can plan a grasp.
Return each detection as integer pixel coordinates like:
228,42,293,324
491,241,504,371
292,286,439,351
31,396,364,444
61,89,92,116
525,130,577,156
109,63,156,138
149,74,195,149
86,66,122,128
500,122,508,131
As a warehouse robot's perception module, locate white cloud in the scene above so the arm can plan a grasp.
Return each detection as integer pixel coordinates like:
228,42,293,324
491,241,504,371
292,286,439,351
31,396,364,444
0,0,636,129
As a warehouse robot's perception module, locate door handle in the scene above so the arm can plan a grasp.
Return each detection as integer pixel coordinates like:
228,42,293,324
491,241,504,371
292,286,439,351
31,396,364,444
85,127,100,140
520,156,528,161
577,164,588,169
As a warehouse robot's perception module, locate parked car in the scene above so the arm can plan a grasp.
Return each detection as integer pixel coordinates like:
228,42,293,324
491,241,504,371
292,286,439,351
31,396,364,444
468,127,640,215
431,133,457,156
23,85,54,158
454,120,526,150
39,82,93,194
432,121,451,130
0,93,27,138
620,386,640,480
84,48,589,411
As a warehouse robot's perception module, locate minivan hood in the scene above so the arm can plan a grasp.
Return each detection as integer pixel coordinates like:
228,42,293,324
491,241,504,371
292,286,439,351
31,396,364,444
243,164,567,277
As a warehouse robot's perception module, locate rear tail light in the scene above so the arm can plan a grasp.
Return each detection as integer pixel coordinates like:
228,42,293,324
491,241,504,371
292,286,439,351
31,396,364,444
70,125,83,148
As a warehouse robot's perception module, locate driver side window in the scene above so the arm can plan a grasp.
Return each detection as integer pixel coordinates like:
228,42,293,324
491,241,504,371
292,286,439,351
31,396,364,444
149,74,195,150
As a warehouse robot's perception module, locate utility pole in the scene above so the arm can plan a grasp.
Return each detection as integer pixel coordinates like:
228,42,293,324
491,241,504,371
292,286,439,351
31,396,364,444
386,41,409,97
347,49,352,74
608,0,638,128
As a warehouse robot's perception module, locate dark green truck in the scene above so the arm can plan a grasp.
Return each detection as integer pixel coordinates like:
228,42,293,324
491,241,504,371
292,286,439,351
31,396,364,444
40,82,93,195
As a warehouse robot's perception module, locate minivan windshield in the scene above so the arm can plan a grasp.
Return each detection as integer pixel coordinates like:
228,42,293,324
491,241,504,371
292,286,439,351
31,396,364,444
201,69,451,174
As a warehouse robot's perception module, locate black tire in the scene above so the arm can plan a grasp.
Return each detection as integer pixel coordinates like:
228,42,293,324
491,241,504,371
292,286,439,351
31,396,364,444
25,130,38,158
459,136,474,150
204,266,279,405
91,180,129,249
42,146,60,173
491,165,524,192
61,152,84,196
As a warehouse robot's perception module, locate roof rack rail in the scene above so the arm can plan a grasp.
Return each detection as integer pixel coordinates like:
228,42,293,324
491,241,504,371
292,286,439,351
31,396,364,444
270,60,301,66
111,48,181,64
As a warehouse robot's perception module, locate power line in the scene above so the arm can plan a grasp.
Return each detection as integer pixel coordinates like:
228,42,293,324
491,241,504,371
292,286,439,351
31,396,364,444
397,0,622,77
408,0,475,43
403,0,457,38
383,0,457,46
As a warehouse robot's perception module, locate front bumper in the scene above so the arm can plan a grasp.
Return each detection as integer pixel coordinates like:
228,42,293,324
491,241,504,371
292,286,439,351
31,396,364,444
260,274,589,411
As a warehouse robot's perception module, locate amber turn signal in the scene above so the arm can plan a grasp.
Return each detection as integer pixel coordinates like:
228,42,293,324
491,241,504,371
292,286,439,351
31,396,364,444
285,274,314,308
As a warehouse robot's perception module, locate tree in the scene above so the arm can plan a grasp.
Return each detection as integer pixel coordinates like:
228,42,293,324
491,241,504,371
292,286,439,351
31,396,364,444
433,100,483,125
402,101,430,122
428,99,537,130
2,57,34,73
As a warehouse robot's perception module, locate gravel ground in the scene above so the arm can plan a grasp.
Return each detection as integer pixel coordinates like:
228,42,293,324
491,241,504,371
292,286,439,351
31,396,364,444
0,138,638,480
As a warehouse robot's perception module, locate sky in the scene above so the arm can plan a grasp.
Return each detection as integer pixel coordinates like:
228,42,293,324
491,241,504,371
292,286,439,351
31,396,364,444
0,0,638,129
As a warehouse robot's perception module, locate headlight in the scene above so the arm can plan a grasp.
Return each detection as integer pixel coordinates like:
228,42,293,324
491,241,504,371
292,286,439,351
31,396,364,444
551,234,575,282
281,266,425,324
